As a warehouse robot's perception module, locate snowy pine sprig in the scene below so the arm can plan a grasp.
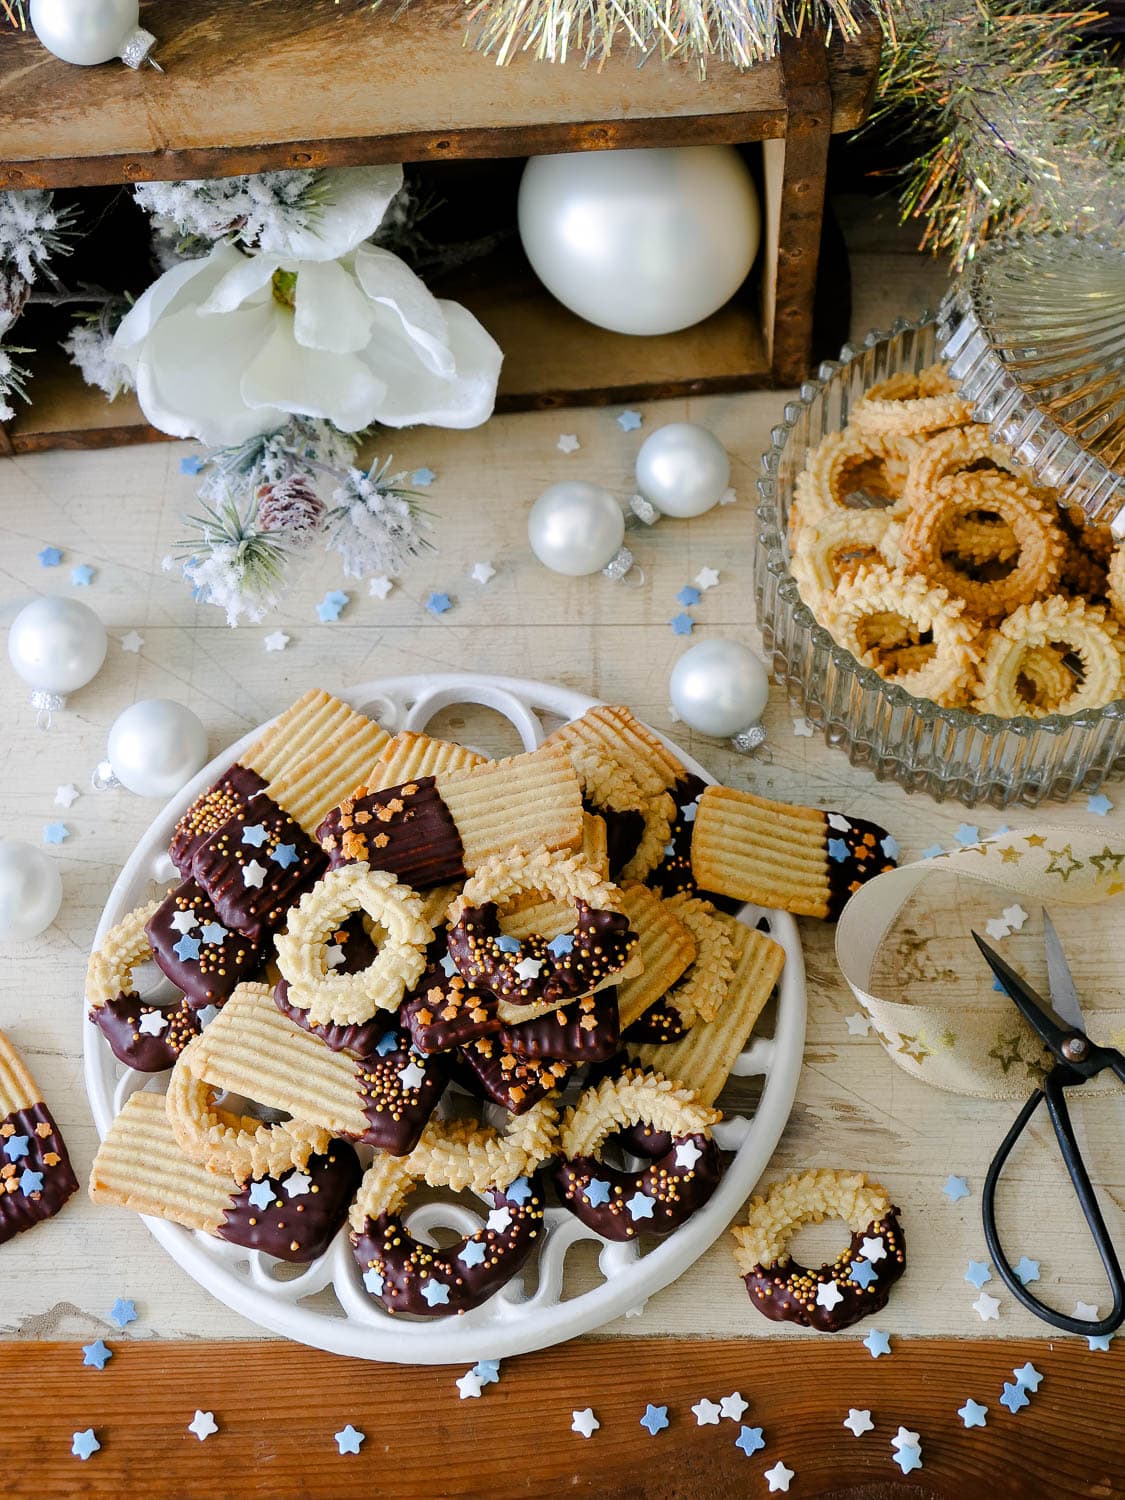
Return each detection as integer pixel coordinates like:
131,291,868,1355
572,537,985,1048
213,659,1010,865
134,171,333,254
177,489,293,627
0,189,77,285
324,458,433,580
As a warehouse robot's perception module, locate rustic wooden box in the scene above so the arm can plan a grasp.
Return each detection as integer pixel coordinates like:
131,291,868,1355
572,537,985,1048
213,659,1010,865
0,0,880,455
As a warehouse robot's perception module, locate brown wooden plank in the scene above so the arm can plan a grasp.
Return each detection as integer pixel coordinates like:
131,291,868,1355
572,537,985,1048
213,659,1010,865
0,2,878,190
0,1335,1117,1497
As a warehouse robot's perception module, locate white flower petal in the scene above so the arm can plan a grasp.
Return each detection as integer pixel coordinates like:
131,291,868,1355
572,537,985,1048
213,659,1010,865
352,243,454,377
293,259,375,354
260,165,404,261
112,246,237,365
358,299,502,430
135,299,282,444
240,317,386,432
199,253,282,315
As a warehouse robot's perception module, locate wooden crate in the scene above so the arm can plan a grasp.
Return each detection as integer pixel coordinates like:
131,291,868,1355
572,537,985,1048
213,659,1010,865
0,0,881,455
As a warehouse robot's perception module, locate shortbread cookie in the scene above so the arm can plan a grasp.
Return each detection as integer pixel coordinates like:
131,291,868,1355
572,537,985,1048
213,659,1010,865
191,792,327,935
499,988,620,1065
455,1035,571,1114
253,694,391,832
625,894,735,1040
367,730,488,787
90,1091,360,1262
86,900,205,1070
614,883,698,1030
627,918,785,1104
690,785,897,919
648,774,709,898
546,704,685,800
274,913,393,1057
400,943,499,1055
170,764,268,876
0,1028,78,1243
437,746,584,867
316,777,467,888
146,880,266,1010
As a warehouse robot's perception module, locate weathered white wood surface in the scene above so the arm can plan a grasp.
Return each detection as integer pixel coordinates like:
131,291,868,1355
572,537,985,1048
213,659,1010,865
0,203,1121,1354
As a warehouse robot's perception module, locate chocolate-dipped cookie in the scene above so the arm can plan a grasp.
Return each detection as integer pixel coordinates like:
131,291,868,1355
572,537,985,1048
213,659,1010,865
0,1030,78,1244
316,776,466,887
147,879,266,1010
191,794,326,935
553,1132,721,1241
91,995,202,1072
170,764,268,876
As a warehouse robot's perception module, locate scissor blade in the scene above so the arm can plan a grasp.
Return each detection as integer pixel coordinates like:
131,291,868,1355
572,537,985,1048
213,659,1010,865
972,931,1077,1060
1042,911,1086,1032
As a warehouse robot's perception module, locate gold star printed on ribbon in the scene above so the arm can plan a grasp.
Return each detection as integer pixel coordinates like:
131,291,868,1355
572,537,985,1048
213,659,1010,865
1090,847,1125,875
896,1032,931,1065
1025,834,1046,847
940,1029,957,1049
999,846,1023,864
988,1032,1025,1074
1045,845,1083,882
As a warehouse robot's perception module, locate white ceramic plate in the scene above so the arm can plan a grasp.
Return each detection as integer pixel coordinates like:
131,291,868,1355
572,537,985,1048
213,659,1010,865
84,673,806,1364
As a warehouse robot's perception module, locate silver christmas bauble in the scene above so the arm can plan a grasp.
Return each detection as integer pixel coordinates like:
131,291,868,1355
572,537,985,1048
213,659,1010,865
528,481,626,576
670,639,770,739
8,596,107,722
635,423,731,518
30,0,156,66
0,840,63,943
105,699,209,798
517,145,761,336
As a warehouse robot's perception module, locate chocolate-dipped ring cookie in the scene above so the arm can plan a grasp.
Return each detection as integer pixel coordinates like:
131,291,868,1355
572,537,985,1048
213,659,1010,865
275,862,433,1026
731,1169,906,1332
447,848,637,1016
618,790,676,883
553,1068,722,1241
625,895,735,1041
86,901,204,1071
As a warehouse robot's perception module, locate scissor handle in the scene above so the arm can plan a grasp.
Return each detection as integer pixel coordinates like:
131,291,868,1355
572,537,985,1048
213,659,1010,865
983,1070,1125,1337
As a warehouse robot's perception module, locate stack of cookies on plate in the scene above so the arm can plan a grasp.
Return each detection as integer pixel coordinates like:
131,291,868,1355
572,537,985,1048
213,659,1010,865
88,689,895,1315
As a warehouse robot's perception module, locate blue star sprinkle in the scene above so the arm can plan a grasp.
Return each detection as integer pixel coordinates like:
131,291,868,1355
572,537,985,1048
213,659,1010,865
82,1339,112,1370
617,410,642,432
334,1424,365,1455
196,1004,219,1028
682,800,699,823
1088,793,1113,816
19,1169,43,1194
958,1398,988,1428
412,467,436,487
426,591,452,616
1000,1382,1030,1414
459,1239,487,1268
440,953,458,978
43,822,69,845
72,1429,100,1461
496,935,521,954
954,824,980,846
241,823,269,847
179,455,205,475
735,1425,766,1456
670,613,694,636
38,546,62,567
881,834,899,859
374,1032,399,1057
1013,1256,1040,1286
640,1404,669,1435
893,1446,923,1474
3,1135,28,1161
827,838,849,863
965,1260,992,1290
421,1278,450,1307
849,1259,877,1289
247,1179,275,1211
921,844,944,859
547,933,574,958
1088,1333,1113,1351
108,1298,137,1329
362,1267,385,1296
200,921,228,945
943,1174,970,1202
993,975,1006,992
173,934,201,963
625,1191,655,1220
473,1359,501,1386
677,586,701,607
863,1329,891,1358
1013,1362,1042,1392
272,842,299,869
71,564,94,587
506,1178,532,1205
584,1179,611,1207
316,592,348,623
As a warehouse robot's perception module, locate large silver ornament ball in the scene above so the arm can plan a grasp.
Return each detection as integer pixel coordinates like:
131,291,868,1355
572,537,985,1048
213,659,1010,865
528,481,625,576
518,145,761,336
670,639,770,738
107,699,209,799
0,840,63,943
30,0,142,63
8,596,108,695
635,423,731,518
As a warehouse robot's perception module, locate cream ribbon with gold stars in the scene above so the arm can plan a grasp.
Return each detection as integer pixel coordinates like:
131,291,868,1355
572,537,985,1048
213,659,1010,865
836,829,1125,1099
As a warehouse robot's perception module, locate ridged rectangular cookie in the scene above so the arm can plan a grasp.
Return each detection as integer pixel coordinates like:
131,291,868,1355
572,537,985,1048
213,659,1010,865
615,883,699,1030
436,746,583,868
0,1028,79,1244
546,704,686,799
368,731,488,788
242,690,388,787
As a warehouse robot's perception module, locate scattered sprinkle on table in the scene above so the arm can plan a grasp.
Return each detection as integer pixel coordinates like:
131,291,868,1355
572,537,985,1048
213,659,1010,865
1075,1300,1100,1321
369,575,394,599
984,915,1012,940
845,1012,872,1036
38,546,62,567
316,590,349,623
718,488,737,506
456,1370,483,1400
180,455,205,474
863,1329,891,1358
571,1408,599,1438
965,1260,992,1289
412,467,436,487
943,1174,970,1202
844,1409,873,1437
472,1359,500,1385
694,566,719,591
55,784,79,808
1012,1256,1040,1286
958,1398,988,1428
71,564,94,587
426,591,452,616
71,1429,100,1461
720,1392,748,1423
764,1459,794,1492
640,1403,669,1435
954,824,980,846
1002,904,1028,930
792,718,814,737
120,631,144,653
108,1297,136,1329
1088,793,1113,816
735,1425,765,1456
471,561,496,585
263,631,289,652
334,1425,365,1455
891,1427,919,1451
691,1398,722,1426
893,1445,923,1474
670,613,694,636
972,1291,1001,1322
188,1410,218,1442
1088,1333,1113,1351
1000,1381,1029,1414
922,843,944,859
81,1338,112,1370
677,585,701,607
557,434,580,454
617,410,642,431
1013,1362,1042,1392
43,822,69,845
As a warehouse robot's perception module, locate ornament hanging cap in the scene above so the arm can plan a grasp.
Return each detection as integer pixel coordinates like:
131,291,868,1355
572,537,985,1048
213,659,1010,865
119,26,160,68
29,689,65,731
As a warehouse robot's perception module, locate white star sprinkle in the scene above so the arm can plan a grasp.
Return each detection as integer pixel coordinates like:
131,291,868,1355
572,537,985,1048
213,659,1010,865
557,434,580,454
843,1408,874,1437
826,813,850,832
985,916,1012,941
860,1235,886,1263
263,631,290,652
720,1392,748,1423
54,784,80,808
792,717,815,737
891,1426,920,1450
571,1408,599,1438
845,1012,872,1036
283,1172,311,1199
188,1410,218,1442
694,566,720,591
241,860,267,889
691,1399,722,1426
325,944,346,969
397,1060,426,1092
674,1138,703,1170
816,1280,844,1310
169,909,199,934
514,955,543,981
471,561,496,585
668,705,682,723
369,575,394,600
1002,905,1028,931
718,487,737,507
764,1460,794,1492
120,631,144,653
137,1010,168,1036
1075,1300,1100,1321
972,1291,1001,1321
456,1371,483,1400
486,1205,513,1234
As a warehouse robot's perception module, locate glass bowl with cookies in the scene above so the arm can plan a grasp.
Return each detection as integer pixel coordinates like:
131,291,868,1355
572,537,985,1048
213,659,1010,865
754,316,1125,808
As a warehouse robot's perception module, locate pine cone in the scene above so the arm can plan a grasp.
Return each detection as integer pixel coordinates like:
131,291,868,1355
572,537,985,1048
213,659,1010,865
255,477,326,544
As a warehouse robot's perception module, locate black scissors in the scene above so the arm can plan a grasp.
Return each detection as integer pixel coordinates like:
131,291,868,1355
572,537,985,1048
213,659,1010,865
972,913,1125,1336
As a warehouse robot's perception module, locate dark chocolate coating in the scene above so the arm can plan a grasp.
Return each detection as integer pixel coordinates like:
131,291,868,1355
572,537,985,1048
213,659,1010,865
455,1036,571,1114
553,1133,721,1241
353,1032,449,1154
448,900,636,1008
147,879,265,1009
401,946,499,1055
647,775,707,898
90,993,201,1072
623,999,688,1045
351,1176,545,1316
592,803,645,881
0,1102,78,1244
824,814,898,919
170,764,268,876
315,776,466,888
499,989,619,1065
191,793,326,936
742,1209,906,1331
272,912,393,1057
614,1124,673,1159
217,1143,362,1262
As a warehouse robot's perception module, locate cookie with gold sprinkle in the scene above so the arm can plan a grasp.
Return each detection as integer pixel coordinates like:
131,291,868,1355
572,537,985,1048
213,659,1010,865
0,1026,78,1244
